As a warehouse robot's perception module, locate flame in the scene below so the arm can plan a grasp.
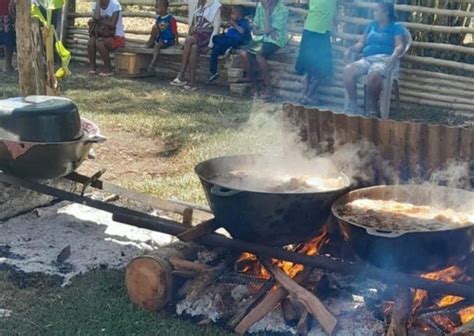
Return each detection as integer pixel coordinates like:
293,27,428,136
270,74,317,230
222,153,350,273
411,265,474,332
235,228,329,279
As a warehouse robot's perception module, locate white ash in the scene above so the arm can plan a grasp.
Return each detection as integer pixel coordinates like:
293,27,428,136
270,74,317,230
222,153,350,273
0,201,177,285
230,285,251,302
249,306,297,334
176,291,223,322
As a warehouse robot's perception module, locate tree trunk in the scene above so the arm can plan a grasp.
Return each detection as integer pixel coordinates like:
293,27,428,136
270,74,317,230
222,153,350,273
15,0,46,96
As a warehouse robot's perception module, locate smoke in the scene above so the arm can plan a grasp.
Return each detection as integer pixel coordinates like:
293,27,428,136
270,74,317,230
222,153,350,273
207,103,471,192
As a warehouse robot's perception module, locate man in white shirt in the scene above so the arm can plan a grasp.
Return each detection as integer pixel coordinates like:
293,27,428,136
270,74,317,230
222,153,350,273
87,0,125,76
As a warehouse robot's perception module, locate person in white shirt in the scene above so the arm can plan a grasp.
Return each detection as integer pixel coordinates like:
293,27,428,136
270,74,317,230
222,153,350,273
170,0,221,89
88,0,125,76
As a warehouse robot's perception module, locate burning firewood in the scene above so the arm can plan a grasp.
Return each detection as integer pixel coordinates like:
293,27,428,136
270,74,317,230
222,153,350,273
386,287,411,336
260,260,338,336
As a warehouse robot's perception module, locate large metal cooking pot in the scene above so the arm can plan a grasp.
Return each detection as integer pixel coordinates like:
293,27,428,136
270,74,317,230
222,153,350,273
0,96,82,142
332,185,474,272
0,119,105,179
195,155,351,246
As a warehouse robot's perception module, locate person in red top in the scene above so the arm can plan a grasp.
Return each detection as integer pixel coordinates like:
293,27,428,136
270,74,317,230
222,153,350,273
0,0,15,73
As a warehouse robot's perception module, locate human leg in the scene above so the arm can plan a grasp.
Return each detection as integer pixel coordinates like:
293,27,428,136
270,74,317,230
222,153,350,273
148,43,161,72
188,44,199,85
367,71,384,116
88,36,98,73
176,36,197,82
256,54,272,100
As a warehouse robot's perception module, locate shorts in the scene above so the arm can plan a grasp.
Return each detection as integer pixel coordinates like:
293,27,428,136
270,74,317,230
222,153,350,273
246,40,279,58
110,35,125,50
351,54,399,77
0,15,15,48
155,38,174,48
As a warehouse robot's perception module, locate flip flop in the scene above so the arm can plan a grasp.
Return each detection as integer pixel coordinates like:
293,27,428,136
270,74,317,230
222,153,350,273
88,70,97,75
170,77,187,86
98,72,114,77
183,85,196,91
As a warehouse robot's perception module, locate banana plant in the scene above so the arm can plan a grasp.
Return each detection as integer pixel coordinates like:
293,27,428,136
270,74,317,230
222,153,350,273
31,0,71,95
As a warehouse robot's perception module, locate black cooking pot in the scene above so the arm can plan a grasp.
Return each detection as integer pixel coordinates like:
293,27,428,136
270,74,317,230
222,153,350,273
195,155,351,246
0,96,82,142
332,185,474,272
0,119,105,179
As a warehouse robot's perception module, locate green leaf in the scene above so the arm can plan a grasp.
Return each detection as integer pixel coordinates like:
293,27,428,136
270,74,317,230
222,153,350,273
31,4,47,26
47,0,64,10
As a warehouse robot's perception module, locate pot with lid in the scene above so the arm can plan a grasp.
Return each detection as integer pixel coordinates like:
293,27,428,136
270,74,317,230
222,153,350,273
0,96,82,142
0,96,105,179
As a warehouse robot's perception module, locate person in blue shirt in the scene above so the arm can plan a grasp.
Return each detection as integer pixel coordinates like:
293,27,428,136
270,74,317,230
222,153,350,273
209,6,250,82
146,0,179,72
343,2,406,116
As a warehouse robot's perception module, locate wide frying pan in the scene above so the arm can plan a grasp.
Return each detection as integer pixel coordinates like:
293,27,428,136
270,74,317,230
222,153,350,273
332,185,474,272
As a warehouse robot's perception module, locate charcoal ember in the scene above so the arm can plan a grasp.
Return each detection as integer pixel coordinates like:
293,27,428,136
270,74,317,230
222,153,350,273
230,285,251,302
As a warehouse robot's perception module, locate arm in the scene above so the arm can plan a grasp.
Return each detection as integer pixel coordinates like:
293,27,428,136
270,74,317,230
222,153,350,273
344,26,368,63
93,0,101,21
262,3,274,35
386,34,405,71
171,18,179,45
231,20,245,34
208,7,221,48
8,0,15,15
103,11,119,28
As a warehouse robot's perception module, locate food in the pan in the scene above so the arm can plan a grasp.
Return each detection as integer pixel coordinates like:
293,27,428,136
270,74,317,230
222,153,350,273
336,198,474,231
215,170,348,192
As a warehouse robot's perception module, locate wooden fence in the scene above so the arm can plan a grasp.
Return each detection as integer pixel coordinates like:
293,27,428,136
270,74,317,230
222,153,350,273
66,0,474,117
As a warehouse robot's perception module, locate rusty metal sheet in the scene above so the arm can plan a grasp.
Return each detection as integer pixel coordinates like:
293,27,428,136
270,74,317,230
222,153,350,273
282,104,474,182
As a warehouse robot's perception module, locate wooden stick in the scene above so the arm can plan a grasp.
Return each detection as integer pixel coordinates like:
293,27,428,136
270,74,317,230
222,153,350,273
261,260,338,336
177,219,220,242
386,287,411,336
296,310,310,335
168,257,211,272
234,267,313,335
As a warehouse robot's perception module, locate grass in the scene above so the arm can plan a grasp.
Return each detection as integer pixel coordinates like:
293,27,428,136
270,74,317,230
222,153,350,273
0,269,232,336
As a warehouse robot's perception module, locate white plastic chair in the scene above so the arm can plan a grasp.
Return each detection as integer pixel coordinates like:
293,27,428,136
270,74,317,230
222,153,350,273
343,26,412,119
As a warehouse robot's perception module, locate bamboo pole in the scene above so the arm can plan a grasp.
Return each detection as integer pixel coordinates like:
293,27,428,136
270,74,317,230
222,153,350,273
338,15,474,34
342,0,474,19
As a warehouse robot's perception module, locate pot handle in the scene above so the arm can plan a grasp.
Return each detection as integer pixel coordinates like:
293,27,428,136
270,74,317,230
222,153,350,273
211,185,241,197
85,134,107,144
365,228,406,238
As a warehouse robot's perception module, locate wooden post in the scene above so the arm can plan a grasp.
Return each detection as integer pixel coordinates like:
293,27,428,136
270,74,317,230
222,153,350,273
16,0,46,95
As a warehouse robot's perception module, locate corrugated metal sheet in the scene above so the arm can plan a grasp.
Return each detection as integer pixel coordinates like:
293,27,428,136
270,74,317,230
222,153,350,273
282,104,474,182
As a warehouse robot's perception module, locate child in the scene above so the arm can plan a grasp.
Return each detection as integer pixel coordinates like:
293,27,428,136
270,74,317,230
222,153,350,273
241,0,288,101
209,5,249,82
170,0,221,89
146,0,178,72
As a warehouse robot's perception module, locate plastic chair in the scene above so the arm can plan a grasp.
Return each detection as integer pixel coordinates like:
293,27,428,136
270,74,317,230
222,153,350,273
343,26,412,119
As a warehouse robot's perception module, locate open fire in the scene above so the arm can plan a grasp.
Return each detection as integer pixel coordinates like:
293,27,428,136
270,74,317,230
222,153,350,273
233,225,474,335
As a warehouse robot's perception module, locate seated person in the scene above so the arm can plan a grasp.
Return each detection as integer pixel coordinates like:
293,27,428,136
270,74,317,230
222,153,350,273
88,0,125,76
170,0,221,89
208,5,250,82
240,0,288,101
146,0,179,72
343,2,405,116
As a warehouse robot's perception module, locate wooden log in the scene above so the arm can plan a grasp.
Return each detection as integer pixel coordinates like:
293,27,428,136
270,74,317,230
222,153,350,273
125,243,199,311
168,257,211,272
234,267,313,335
262,260,338,336
296,310,310,335
386,287,412,336
177,219,220,242
281,298,299,323
112,213,474,301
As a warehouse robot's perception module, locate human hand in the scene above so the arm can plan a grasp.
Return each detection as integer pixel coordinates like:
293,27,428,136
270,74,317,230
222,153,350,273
385,54,398,72
344,49,353,64
8,0,15,15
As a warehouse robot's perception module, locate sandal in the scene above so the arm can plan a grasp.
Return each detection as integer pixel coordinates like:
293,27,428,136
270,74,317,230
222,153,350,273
88,70,97,75
183,85,196,91
98,72,114,77
170,77,187,87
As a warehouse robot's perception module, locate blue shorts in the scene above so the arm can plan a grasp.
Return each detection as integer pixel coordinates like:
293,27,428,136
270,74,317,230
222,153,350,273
0,16,15,48
155,38,174,48
0,30,15,48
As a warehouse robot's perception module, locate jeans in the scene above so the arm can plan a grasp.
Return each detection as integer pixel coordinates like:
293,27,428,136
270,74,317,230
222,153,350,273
210,34,240,75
